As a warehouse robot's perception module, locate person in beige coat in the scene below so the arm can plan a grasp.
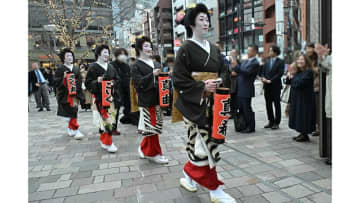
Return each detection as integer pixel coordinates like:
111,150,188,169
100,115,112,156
80,64,92,111
315,43,332,165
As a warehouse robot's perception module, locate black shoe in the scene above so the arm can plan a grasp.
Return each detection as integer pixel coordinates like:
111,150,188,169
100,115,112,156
271,124,279,130
46,108,51,111
264,123,273,128
295,134,310,142
241,128,255,133
293,134,302,140
38,108,43,112
312,131,320,136
325,159,332,165
120,117,132,124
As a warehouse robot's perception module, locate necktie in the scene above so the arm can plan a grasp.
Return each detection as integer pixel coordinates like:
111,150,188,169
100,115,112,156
35,69,43,83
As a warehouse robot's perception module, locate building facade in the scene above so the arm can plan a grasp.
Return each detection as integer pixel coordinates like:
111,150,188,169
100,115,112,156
218,0,264,55
154,0,174,61
172,0,219,55
28,0,113,69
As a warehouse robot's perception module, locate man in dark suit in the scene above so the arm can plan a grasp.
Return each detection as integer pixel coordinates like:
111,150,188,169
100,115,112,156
232,45,261,133
260,45,285,129
29,62,51,111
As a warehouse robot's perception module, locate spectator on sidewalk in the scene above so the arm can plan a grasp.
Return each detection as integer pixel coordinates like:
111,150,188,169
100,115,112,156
229,49,240,118
286,53,316,142
306,43,317,64
315,43,332,165
80,64,92,111
259,45,284,130
232,45,261,133
311,52,320,137
29,62,51,111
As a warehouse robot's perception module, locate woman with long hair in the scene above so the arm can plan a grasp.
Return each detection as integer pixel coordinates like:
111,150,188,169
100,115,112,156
287,53,316,142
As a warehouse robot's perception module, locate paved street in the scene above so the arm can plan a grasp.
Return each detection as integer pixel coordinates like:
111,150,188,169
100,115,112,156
28,84,331,203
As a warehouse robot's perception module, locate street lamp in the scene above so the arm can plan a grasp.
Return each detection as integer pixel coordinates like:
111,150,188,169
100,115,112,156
43,24,57,68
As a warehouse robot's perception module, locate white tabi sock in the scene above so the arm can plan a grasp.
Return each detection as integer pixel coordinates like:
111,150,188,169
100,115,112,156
183,170,197,187
209,186,225,196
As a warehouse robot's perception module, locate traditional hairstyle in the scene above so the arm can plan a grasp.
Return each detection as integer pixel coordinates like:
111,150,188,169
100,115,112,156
59,48,75,63
179,3,211,38
135,36,152,57
270,45,281,56
95,44,110,60
114,48,128,57
296,53,313,72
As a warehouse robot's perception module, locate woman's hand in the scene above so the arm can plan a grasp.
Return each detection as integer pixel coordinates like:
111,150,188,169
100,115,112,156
153,69,161,76
204,79,217,93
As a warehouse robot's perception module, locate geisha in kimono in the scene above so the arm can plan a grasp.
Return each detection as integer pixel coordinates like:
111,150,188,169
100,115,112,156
173,3,236,203
130,36,169,164
85,45,120,153
55,48,85,140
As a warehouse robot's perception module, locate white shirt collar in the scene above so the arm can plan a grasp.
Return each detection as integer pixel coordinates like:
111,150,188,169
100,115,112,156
64,64,73,71
139,58,155,69
248,56,256,61
189,39,210,54
96,61,108,71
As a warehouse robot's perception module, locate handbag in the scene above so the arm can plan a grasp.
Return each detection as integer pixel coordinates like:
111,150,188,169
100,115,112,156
280,85,291,103
234,109,246,132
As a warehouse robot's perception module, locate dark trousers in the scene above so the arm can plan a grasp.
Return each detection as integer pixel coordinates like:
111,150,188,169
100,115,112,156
264,88,281,125
237,97,255,130
326,117,332,161
230,93,237,116
35,83,50,109
123,89,131,115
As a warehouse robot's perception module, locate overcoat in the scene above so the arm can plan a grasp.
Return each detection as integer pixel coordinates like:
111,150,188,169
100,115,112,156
287,69,316,134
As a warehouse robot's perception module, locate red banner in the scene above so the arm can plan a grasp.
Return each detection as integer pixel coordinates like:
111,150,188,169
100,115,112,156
66,73,76,96
211,88,231,144
158,73,170,107
101,80,113,108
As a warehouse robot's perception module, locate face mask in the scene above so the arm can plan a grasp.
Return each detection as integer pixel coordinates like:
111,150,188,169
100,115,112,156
118,54,128,63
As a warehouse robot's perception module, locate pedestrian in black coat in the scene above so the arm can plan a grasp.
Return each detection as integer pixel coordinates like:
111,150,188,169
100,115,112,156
110,48,131,129
286,53,316,142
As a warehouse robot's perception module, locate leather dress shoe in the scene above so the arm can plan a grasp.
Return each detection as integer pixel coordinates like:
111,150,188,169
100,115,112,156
38,108,43,112
241,128,255,133
271,124,279,130
264,123,273,128
295,134,310,142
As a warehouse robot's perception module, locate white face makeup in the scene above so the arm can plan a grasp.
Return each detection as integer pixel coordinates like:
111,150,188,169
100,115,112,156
191,12,209,38
98,49,109,63
64,52,73,64
141,42,153,58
